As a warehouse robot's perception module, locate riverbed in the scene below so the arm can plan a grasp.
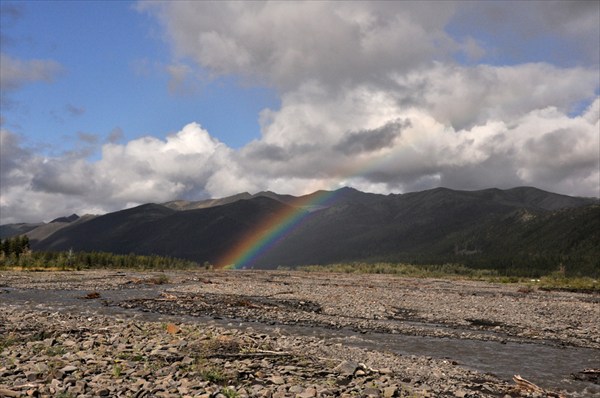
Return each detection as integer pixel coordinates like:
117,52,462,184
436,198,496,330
1,270,598,397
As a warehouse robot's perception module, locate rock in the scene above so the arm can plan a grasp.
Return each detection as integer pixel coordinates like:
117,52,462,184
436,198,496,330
0,389,22,398
25,370,40,381
383,386,398,397
454,389,468,398
288,385,304,393
59,365,77,374
269,375,285,385
334,360,359,377
363,387,381,397
296,387,317,398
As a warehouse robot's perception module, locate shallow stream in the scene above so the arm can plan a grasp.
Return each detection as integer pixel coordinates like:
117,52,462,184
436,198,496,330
2,287,598,396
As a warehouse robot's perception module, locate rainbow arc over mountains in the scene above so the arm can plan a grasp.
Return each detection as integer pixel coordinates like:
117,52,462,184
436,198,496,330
215,188,342,269
215,144,408,269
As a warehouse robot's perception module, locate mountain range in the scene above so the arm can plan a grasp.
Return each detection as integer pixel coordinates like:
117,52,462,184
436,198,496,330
2,186,598,274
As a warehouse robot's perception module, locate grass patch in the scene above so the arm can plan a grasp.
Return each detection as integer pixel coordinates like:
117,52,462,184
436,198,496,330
0,334,18,351
117,352,145,362
200,367,226,383
538,276,599,293
45,345,67,357
143,274,170,285
296,262,599,293
297,262,498,279
112,363,123,378
221,387,239,398
0,266,78,272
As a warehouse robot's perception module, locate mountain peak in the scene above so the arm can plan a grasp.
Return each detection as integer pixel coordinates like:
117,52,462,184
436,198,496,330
50,214,79,224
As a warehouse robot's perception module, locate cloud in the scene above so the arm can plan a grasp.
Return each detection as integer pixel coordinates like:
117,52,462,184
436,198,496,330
166,63,203,95
449,0,600,66
66,104,85,117
0,3,23,47
2,88,598,224
50,104,86,124
392,63,599,129
138,1,458,90
106,127,124,144
0,53,63,108
77,132,97,144
1,1,599,223
0,123,230,223
0,129,36,188
335,119,411,155
0,53,63,92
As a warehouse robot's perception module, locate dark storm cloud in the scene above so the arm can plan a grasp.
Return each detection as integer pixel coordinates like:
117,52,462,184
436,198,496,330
244,142,288,162
335,119,412,155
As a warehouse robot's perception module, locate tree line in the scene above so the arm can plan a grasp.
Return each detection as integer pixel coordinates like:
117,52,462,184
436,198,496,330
0,235,31,258
0,237,204,270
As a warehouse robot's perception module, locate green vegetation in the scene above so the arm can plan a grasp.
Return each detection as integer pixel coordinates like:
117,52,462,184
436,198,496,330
221,387,239,398
0,334,18,351
112,363,123,378
296,262,600,293
298,262,496,278
537,266,599,292
45,345,67,357
0,235,30,258
2,242,596,293
200,367,226,383
0,248,203,270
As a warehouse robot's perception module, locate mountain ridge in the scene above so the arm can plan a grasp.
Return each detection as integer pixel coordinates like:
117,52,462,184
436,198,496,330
3,186,598,275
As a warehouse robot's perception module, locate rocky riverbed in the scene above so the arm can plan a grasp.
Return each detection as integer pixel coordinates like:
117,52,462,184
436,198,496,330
1,270,598,397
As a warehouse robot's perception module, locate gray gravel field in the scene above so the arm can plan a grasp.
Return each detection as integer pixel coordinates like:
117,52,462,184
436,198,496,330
1,270,598,397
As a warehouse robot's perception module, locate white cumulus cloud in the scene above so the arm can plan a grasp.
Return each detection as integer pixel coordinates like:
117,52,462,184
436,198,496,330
1,1,599,223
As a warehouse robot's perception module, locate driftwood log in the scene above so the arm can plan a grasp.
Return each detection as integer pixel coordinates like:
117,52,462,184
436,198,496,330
512,375,566,398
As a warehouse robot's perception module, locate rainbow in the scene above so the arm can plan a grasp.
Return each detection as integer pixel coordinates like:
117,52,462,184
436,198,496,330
216,188,341,269
216,124,420,269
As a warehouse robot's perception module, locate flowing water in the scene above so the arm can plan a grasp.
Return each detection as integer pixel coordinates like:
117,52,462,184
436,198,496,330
2,287,598,396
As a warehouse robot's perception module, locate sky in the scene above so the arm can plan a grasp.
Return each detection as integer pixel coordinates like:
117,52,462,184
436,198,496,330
1,0,599,224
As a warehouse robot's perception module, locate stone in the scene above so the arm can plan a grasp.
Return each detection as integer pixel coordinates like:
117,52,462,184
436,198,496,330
25,370,40,381
296,388,317,398
333,360,359,377
363,387,380,397
383,386,398,398
0,389,21,398
269,375,285,385
59,365,77,374
288,385,304,393
454,390,468,398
